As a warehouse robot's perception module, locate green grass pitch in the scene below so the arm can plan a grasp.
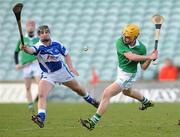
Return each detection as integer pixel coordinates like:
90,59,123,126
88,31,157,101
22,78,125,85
0,103,180,137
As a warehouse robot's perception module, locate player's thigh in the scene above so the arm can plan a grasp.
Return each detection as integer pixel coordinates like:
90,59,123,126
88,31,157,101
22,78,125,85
34,76,41,84
23,65,33,78
103,82,122,98
32,61,42,80
63,79,83,92
38,80,54,97
24,77,32,90
116,67,136,89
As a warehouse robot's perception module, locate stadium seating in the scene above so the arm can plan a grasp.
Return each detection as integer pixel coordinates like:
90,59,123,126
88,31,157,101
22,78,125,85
0,0,179,81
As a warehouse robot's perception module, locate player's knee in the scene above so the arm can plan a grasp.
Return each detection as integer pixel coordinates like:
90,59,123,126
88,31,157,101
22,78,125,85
38,92,46,99
25,86,31,92
102,88,111,100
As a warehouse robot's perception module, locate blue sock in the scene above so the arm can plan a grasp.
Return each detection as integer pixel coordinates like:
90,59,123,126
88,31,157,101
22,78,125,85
38,109,46,122
83,93,94,104
38,112,45,122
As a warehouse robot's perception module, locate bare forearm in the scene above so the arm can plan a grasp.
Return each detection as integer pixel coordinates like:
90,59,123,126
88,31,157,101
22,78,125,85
64,54,73,69
21,45,34,54
64,54,79,76
141,60,151,70
124,51,158,64
126,53,149,61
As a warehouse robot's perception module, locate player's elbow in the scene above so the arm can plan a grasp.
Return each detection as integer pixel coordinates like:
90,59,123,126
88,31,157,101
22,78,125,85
141,65,148,70
64,53,69,58
141,67,147,71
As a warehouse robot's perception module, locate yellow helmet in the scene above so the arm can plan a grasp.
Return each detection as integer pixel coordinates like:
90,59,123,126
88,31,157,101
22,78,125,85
122,24,140,41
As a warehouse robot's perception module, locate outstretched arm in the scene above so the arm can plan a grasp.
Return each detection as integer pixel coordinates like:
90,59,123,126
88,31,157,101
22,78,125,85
64,53,79,76
20,44,35,54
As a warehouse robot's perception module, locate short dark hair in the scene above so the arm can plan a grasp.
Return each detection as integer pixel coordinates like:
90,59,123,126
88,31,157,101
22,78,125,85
37,25,50,35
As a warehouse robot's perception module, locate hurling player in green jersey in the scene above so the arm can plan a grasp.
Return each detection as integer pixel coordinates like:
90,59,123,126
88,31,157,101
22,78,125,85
14,20,41,113
80,24,158,130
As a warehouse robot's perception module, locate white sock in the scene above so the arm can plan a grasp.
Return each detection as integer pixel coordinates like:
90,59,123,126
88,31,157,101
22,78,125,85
38,108,46,114
83,92,89,98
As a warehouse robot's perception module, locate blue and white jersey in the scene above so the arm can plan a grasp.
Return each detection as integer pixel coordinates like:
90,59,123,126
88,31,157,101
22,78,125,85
32,40,68,73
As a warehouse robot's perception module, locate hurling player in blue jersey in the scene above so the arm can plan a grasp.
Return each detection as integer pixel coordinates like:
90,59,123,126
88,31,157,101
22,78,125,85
20,25,99,128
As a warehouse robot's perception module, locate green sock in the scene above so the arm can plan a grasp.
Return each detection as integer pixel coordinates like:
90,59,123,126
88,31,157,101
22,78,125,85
140,97,149,105
90,113,101,125
28,102,34,109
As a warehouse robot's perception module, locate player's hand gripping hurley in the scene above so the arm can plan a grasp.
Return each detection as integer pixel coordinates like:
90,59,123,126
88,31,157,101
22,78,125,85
151,14,164,65
13,3,24,45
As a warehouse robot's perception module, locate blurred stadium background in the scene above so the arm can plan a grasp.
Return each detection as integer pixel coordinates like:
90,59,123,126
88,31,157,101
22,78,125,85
0,0,180,103
0,0,180,136
0,0,180,100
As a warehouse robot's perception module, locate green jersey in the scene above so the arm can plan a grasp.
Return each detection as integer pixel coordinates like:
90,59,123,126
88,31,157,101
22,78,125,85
15,35,39,65
116,38,147,73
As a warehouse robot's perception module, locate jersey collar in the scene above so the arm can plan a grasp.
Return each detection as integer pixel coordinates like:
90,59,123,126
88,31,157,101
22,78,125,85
128,40,139,49
25,34,36,40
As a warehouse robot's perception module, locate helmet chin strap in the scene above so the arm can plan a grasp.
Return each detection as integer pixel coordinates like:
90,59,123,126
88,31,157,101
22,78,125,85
129,39,136,46
129,35,138,46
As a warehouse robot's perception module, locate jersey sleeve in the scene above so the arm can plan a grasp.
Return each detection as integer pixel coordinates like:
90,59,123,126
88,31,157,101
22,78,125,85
15,39,21,52
140,44,147,64
32,43,40,55
116,38,131,55
59,43,68,56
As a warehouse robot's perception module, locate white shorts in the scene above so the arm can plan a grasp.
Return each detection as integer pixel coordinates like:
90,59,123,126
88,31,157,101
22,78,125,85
115,67,136,90
41,64,74,85
23,61,42,78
